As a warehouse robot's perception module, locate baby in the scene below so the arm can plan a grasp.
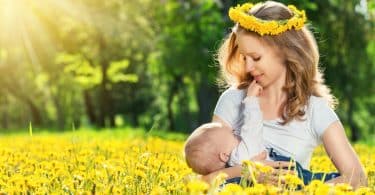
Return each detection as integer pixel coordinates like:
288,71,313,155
184,122,261,175
184,96,265,175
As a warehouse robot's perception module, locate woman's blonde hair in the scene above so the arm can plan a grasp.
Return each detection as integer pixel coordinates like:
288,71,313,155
217,1,337,124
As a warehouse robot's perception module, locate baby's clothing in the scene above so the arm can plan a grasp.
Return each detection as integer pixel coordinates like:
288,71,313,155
227,96,267,166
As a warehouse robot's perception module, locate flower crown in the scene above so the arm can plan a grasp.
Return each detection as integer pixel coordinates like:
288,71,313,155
228,3,307,36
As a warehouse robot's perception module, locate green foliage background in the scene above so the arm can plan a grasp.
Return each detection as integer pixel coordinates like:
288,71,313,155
0,0,373,142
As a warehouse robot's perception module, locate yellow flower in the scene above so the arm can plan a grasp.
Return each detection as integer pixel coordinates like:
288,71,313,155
282,174,303,190
0,130,374,194
228,2,307,36
134,170,147,179
255,162,273,174
334,183,353,192
355,187,374,195
186,180,209,194
211,172,228,188
150,186,166,195
220,183,243,194
244,184,267,194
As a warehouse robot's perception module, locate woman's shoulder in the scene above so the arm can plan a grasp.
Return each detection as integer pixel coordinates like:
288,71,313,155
307,96,339,137
219,87,246,101
214,86,246,130
222,86,246,95
308,95,331,109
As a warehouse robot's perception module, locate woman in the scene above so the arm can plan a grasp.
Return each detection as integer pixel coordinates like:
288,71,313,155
206,1,367,189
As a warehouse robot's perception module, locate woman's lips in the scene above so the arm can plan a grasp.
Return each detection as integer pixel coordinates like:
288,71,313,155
253,74,263,81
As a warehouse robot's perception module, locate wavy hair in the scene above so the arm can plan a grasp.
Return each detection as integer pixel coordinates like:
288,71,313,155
217,1,337,124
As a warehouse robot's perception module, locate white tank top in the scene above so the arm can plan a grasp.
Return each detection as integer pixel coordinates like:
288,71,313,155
214,87,339,169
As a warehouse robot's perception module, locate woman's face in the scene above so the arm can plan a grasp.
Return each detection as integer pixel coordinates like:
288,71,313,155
235,32,286,88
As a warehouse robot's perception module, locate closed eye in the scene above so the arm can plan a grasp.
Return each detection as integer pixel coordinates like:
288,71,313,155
239,54,246,62
240,54,260,62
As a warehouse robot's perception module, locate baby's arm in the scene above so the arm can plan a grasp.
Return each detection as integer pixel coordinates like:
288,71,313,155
235,81,266,162
235,96,265,161
241,80,264,136
241,96,263,134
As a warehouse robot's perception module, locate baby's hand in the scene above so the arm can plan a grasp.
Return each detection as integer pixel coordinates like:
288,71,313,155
247,80,263,97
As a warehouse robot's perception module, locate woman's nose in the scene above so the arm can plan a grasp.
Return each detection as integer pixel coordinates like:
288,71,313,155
245,60,255,72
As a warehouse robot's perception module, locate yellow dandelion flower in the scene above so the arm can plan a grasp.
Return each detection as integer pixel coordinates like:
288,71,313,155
228,2,306,36
211,172,228,188
134,170,147,179
334,183,353,192
186,180,209,193
150,186,166,195
220,183,243,194
282,174,303,190
244,184,267,194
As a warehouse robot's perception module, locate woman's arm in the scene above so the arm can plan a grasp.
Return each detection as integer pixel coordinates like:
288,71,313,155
200,147,292,184
201,166,242,183
322,121,368,189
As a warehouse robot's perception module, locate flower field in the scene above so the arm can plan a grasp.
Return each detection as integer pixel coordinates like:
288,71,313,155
0,130,374,194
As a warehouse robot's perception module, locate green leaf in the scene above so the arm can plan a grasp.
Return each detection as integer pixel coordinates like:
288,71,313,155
29,122,33,137
57,52,102,89
107,59,138,83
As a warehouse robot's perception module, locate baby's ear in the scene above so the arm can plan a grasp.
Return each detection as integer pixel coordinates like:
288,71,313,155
219,152,230,162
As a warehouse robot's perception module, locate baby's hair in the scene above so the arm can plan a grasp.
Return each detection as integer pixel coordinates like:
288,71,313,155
184,123,225,175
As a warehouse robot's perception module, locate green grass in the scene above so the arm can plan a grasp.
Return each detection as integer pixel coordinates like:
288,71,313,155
1,125,372,146
359,134,375,146
0,126,188,141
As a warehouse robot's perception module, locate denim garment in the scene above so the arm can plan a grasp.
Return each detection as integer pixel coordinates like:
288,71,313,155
223,148,340,186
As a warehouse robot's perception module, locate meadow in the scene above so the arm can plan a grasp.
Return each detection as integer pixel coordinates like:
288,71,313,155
0,128,374,194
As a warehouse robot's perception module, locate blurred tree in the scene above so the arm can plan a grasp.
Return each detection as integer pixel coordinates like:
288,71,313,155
0,49,44,127
310,0,375,141
147,0,224,131
53,0,143,128
217,0,374,141
0,0,373,139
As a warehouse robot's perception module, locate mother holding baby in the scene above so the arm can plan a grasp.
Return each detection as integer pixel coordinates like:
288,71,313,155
205,1,366,189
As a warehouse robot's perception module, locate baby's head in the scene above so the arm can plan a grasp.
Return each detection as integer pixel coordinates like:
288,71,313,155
184,122,239,175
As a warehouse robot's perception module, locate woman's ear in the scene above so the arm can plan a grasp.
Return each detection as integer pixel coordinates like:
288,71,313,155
219,152,230,163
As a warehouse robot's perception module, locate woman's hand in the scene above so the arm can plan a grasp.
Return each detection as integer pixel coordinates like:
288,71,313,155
250,151,296,185
200,166,242,183
247,80,263,97
199,151,296,185
200,171,217,183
